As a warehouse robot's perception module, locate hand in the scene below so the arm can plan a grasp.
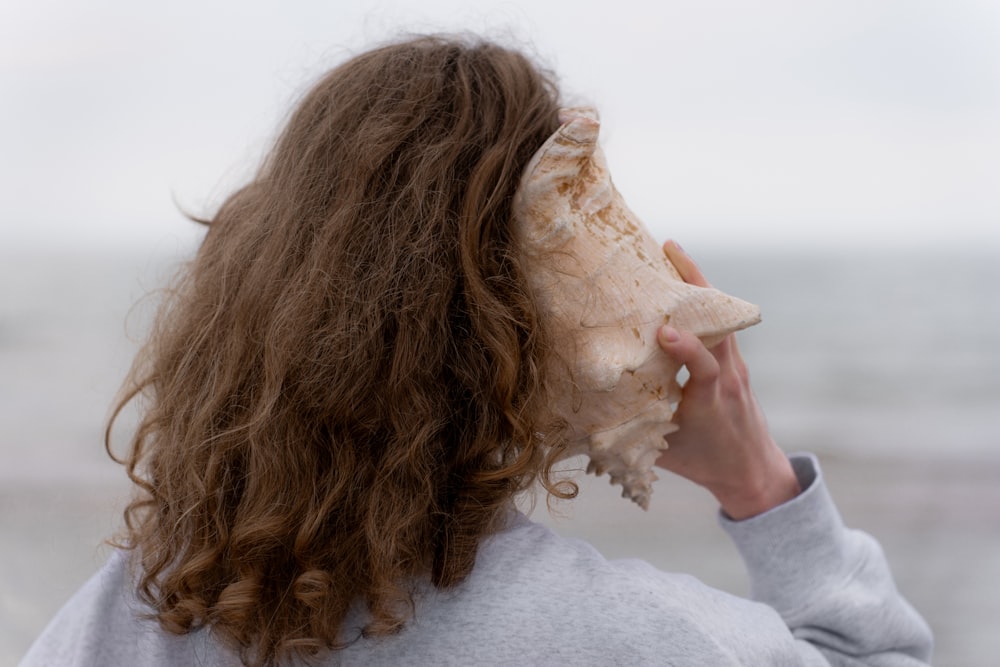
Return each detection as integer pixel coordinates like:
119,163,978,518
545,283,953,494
654,240,801,520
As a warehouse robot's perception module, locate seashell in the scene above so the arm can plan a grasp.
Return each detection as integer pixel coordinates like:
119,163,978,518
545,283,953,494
513,107,761,509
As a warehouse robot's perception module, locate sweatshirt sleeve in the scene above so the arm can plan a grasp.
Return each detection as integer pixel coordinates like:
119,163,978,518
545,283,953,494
719,454,933,666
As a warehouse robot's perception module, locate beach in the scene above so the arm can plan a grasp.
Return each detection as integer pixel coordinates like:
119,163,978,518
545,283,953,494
3,248,998,665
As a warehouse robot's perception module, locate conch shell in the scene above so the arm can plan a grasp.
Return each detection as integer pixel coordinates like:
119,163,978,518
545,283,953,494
513,107,761,509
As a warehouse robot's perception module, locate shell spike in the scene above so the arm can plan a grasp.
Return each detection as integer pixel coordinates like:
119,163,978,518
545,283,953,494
513,106,761,508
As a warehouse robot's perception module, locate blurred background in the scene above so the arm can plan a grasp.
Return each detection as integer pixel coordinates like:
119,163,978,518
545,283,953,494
2,0,998,664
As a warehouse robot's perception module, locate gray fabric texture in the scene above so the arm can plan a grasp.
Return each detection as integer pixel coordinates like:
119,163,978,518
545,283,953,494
20,455,933,666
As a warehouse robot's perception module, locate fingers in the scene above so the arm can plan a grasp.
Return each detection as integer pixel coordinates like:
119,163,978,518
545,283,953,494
662,239,749,368
657,325,719,387
663,240,711,288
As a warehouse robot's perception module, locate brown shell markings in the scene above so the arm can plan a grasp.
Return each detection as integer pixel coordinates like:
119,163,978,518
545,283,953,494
513,107,761,508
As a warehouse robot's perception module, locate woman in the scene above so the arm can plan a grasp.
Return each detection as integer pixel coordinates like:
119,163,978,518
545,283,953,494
22,35,932,666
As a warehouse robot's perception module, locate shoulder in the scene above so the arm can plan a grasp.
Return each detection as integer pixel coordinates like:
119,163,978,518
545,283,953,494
346,512,801,666
19,551,226,667
21,550,129,666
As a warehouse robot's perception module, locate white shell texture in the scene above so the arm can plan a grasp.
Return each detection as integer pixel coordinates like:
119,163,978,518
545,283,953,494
513,107,761,509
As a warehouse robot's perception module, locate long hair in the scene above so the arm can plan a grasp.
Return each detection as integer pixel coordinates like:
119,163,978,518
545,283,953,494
107,35,571,666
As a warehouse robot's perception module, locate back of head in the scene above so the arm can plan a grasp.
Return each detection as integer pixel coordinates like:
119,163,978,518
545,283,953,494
109,35,566,665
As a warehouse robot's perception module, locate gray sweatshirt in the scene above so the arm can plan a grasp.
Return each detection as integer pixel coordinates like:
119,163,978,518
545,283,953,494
20,455,933,666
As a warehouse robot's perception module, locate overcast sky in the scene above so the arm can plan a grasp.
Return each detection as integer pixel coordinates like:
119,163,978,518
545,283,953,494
2,0,998,252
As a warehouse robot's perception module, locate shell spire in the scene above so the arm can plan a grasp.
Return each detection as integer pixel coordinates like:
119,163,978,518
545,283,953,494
513,107,761,508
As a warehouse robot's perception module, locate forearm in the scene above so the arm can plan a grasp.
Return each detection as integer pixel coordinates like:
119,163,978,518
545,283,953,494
721,454,933,665
710,438,802,520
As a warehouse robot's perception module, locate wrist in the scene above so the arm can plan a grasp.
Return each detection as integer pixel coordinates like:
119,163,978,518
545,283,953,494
713,459,802,521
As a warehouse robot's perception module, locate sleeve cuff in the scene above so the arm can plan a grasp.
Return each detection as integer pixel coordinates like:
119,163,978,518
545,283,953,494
718,453,849,612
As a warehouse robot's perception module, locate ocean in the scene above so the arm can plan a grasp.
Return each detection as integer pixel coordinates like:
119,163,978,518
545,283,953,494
2,245,998,665
702,248,1000,462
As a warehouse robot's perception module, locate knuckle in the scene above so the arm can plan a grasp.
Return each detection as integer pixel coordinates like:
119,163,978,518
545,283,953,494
719,374,743,399
734,362,751,386
698,360,721,384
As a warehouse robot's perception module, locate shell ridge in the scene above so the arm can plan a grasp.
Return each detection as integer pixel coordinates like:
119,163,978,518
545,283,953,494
514,106,761,508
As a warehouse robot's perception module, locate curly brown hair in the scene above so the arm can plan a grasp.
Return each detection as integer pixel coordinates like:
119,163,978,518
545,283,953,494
106,35,572,666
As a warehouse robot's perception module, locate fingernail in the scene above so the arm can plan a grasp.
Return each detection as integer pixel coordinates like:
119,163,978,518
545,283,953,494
660,325,680,343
